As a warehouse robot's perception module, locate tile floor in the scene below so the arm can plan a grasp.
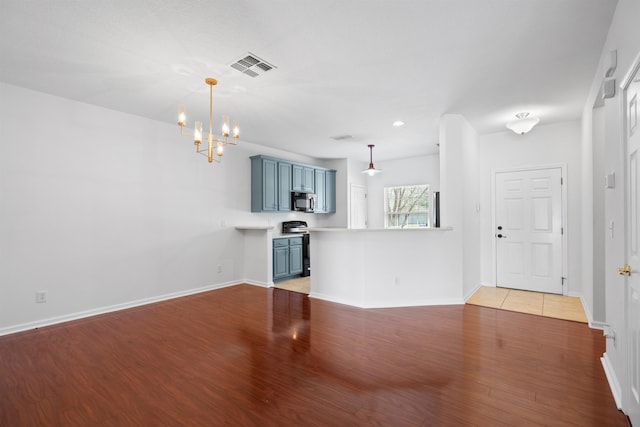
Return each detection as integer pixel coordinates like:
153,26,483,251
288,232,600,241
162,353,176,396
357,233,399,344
466,286,588,323
273,276,311,294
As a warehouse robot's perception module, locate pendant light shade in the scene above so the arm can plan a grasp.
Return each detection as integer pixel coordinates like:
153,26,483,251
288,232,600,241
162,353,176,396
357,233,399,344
506,112,540,135
362,144,382,176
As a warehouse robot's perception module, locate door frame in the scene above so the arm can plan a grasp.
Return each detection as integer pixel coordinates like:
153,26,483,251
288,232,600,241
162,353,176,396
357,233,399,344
491,164,568,294
619,49,640,422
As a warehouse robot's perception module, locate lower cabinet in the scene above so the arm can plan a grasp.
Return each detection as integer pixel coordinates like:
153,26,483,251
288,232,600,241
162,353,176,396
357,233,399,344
273,237,303,281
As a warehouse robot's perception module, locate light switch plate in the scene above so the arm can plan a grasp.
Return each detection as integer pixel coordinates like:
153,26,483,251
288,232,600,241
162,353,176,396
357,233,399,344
605,172,615,189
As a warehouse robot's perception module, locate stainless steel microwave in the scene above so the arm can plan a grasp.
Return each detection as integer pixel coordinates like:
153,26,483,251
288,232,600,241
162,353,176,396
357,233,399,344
292,192,317,212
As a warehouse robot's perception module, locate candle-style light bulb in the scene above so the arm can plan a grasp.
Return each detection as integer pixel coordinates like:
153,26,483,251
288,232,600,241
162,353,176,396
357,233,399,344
178,104,186,127
216,143,224,157
194,121,203,145
222,115,230,138
232,120,240,139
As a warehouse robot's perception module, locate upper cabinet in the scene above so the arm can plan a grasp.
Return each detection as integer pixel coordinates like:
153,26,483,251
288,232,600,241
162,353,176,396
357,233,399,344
250,155,336,214
314,169,336,214
325,170,336,213
251,156,292,212
292,164,315,193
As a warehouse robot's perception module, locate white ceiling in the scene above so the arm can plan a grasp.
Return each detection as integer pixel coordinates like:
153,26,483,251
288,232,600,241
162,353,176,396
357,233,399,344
0,0,617,162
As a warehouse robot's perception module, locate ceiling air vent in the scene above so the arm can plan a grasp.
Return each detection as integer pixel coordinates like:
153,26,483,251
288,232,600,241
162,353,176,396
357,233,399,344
230,53,276,78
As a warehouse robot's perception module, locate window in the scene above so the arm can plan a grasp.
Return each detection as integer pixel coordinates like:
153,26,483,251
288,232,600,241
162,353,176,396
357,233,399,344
384,184,430,228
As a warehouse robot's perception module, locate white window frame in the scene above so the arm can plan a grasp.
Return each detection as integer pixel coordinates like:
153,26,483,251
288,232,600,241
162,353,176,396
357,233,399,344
384,184,430,229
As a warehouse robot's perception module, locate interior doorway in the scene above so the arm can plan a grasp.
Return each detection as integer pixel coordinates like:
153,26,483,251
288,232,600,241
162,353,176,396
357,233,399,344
494,166,565,294
350,184,367,229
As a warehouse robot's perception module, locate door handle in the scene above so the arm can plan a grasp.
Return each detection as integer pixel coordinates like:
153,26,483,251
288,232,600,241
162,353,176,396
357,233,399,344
496,234,507,238
617,264,631,276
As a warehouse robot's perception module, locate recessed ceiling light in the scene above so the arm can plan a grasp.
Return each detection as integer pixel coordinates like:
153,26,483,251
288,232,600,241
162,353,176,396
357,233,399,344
393,121,405,127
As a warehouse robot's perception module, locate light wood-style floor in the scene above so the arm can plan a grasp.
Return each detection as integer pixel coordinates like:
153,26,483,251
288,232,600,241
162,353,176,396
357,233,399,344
0,284,626,426
274,276,311,294
467,286,588,323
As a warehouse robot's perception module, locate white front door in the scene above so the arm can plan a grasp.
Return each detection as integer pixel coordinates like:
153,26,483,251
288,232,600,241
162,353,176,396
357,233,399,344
495,168,563,294
623,59,640,426
350,184,367,229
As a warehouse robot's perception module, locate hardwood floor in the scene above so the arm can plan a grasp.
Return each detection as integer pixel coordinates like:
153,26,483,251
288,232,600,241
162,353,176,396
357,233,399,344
0,284,629,426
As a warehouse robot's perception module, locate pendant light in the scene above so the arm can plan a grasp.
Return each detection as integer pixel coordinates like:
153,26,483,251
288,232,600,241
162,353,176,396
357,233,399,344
362,144,382,176
506,112,540,135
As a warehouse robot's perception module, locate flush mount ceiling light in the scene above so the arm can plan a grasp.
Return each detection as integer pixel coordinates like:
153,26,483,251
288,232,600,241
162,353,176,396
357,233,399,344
506,112,540,135
178,78,239,164
362,144,382,176
393,120,405,127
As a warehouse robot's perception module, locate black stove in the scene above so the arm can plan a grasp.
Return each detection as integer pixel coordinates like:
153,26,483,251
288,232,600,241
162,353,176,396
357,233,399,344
282,221,310,277
282,220,309,234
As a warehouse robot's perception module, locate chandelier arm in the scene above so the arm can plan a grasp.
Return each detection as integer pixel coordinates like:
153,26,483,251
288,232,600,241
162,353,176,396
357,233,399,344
196,149,222,163
180,126,194,138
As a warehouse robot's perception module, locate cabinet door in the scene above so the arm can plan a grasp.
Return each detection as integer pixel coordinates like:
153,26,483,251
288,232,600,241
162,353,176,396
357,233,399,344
278,162,292,211
289,243,303,275
325,170,336,213
302,167,315,192
293,164,315,193
292,164,304,191
262,158,278,211
315,169,326,213
273,246,290,279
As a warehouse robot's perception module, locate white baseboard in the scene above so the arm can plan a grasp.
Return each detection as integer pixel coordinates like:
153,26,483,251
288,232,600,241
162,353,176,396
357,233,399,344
242,279,272,288
464,283,484,302
308,292,464,309
0,280,243,337
601,352,623,410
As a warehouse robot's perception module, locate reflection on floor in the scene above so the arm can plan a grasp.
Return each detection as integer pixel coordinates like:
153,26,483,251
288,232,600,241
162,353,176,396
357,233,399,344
466,286,588,323
274,276,310,294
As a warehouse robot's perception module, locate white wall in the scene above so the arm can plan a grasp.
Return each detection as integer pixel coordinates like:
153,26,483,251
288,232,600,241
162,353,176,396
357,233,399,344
478,121,582,297
440,114,481,299
310,229,463,308
581,0,640,410
365,155,440,228
0,82,335,334
592,105,606,323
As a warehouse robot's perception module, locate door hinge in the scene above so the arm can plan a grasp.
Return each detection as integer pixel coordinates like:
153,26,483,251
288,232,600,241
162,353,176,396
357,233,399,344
561,277,566,286
561,177,563,185
561,227,564,235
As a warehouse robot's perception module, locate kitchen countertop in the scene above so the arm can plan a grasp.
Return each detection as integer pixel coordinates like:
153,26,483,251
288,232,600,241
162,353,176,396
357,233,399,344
307,227,453,232
235,226,275,230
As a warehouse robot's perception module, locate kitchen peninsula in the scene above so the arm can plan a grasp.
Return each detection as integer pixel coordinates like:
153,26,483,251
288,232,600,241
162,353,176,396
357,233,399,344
307,227,464,308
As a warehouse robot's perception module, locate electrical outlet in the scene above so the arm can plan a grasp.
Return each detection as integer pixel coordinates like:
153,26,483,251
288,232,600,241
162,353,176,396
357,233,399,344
217,265,223,274
35,291,47,304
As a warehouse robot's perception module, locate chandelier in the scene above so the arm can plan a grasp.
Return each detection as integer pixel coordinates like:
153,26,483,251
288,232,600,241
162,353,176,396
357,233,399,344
178,78,239,163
